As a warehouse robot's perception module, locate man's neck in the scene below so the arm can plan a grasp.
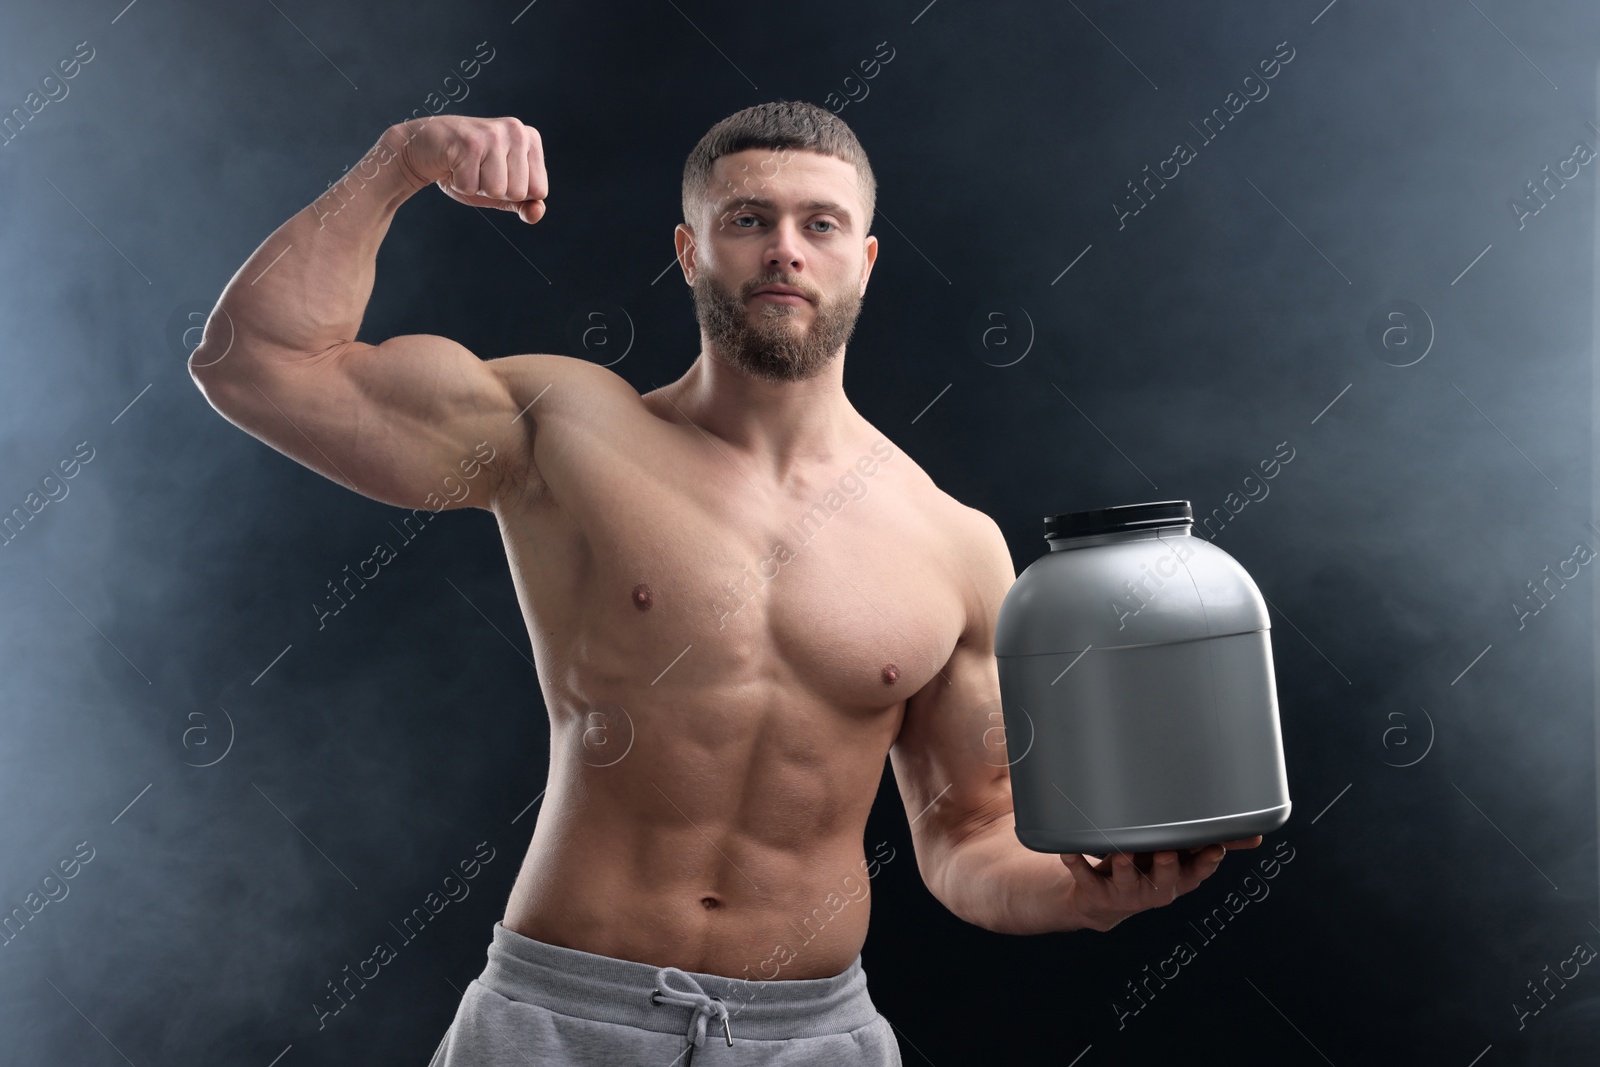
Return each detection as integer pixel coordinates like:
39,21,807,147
661,350,862,484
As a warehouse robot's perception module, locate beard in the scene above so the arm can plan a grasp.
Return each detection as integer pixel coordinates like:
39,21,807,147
691,269,862,384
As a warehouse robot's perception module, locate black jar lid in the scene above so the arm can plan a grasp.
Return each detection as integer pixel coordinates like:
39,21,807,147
1043,500,1193,541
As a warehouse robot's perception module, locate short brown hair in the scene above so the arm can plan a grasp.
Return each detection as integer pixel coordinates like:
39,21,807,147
681,99,876,236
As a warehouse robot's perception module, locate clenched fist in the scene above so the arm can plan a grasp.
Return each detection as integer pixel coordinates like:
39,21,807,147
386,115,548,224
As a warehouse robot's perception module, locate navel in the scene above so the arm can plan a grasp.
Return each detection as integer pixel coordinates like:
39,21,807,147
631,582,654,611
881,663,899,685
700,896,721,910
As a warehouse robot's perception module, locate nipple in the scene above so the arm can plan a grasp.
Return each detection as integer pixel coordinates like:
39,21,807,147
881,663,899,685
631,583,654,611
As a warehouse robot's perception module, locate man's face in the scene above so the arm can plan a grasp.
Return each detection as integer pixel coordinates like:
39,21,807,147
678,149,877,384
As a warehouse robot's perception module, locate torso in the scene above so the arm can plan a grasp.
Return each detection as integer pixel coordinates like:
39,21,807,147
492,358,977,981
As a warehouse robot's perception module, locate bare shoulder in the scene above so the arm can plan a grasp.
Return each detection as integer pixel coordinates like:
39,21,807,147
484,353,648,508
491,351,646,416
868,431,1015,636
871,432,1004,553
865,430,940,498
944,503,1014,651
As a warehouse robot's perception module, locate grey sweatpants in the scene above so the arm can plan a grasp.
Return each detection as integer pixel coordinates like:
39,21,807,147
427,922,903,1066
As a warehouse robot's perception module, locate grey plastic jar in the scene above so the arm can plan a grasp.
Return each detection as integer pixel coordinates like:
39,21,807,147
993,500,1291,854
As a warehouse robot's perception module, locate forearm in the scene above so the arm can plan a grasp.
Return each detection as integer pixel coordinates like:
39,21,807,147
934,810,1100,935
191,122,430,372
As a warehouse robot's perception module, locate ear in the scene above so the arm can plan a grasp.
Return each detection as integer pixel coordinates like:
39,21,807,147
859,235,879,296
674,223,698,284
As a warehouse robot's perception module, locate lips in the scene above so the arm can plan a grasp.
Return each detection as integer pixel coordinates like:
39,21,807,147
751,285,810,302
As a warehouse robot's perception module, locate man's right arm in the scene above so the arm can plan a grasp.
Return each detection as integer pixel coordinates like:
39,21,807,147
187,116,564,513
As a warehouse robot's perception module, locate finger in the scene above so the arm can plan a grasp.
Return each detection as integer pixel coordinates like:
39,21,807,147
504,129,530,204
1060,853,1105,878
476,129,508,202
1149,850,1181,903
516,129,548,223
525,127,548,203
442,174,510,209
439,185,529,213
1125,851,1168,895
1109,851,1142,894
1176,845,1227,894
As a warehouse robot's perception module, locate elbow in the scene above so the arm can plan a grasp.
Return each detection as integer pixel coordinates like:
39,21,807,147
186,349,214,386
921,847,985,930
187,339,233,389
185,302,239,382
935,890,988,932
187,344,260,423
187,348,232,407
187,337,236,383
937,891,1015,935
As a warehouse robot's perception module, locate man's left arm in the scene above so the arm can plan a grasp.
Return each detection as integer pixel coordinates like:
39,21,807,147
887,509,1260,936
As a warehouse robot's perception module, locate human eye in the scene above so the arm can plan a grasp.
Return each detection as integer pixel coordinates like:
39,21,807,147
730,214,760,228
810,219,837,233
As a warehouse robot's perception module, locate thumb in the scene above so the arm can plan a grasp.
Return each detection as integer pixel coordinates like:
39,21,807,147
517,199,547,225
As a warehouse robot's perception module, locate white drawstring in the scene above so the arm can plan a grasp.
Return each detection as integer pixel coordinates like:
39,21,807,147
649,966,734,1064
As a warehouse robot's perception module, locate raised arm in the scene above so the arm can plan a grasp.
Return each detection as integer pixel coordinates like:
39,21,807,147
187,115,562,513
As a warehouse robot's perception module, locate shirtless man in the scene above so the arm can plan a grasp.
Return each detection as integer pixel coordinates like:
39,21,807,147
188,100,1259,1066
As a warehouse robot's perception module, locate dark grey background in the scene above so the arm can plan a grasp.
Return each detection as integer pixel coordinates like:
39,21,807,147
0,0,1596,1063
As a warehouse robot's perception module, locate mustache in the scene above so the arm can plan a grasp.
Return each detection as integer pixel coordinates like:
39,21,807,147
744,275,819,301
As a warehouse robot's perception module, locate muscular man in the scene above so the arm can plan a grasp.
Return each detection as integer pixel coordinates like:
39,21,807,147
188,100,1259,1066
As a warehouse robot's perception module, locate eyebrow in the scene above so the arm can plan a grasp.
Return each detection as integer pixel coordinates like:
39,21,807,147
717,196,853,227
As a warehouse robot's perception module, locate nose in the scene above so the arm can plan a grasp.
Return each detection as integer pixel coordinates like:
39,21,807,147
765,216,805,272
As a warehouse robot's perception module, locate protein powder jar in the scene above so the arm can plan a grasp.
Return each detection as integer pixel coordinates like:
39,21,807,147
993,500,1291,854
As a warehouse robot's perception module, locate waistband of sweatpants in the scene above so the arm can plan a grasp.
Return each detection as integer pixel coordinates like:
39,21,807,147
478,921,882,1040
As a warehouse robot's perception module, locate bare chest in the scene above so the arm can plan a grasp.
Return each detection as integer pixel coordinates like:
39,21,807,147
505,422,968,714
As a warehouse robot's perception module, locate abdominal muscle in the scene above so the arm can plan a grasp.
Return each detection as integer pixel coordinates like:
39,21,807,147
487,377,940,982
500,688,903,982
